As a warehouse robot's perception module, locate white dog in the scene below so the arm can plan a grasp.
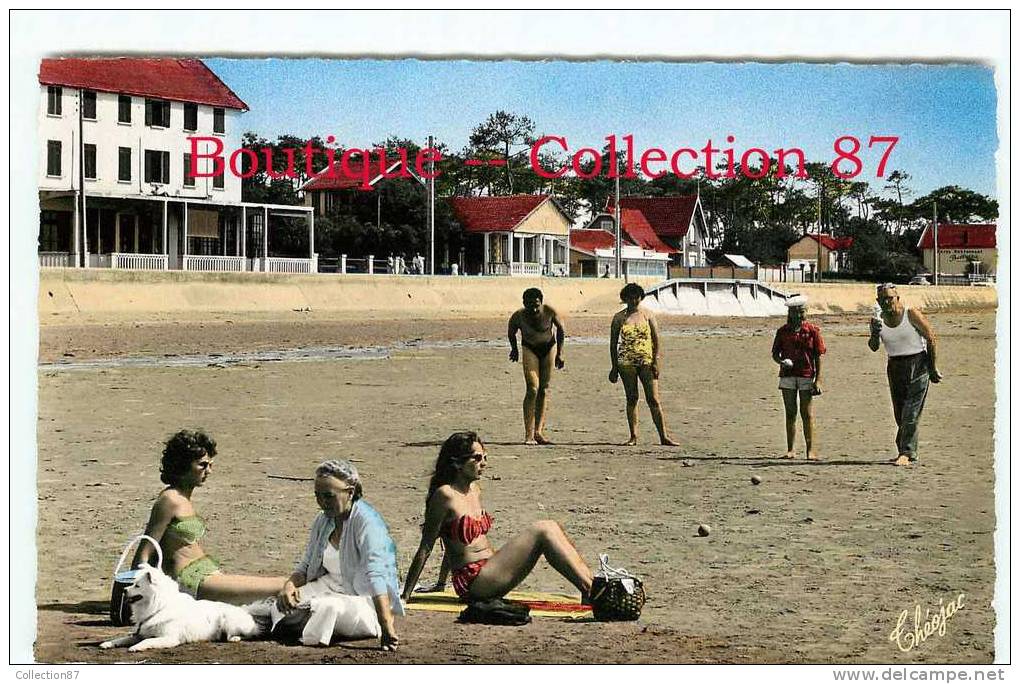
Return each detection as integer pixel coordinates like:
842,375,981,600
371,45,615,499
100,564,263,652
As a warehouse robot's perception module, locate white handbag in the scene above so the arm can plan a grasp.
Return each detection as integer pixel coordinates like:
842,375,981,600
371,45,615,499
109,534,163,626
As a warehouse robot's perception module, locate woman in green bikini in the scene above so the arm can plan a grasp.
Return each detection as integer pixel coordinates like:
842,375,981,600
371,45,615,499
132,429,287,603
609,283,679,446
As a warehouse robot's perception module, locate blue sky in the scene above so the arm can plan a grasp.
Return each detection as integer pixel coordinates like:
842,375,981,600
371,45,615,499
206,59,998,199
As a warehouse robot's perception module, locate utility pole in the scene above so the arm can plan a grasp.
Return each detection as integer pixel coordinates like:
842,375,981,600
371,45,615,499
816,179,823,283
932,201,939,287
78,88,88,267
614,171,622,278
428,134,435,276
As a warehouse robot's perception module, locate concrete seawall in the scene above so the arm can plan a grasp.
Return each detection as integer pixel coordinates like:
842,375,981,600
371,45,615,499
37,269,997,320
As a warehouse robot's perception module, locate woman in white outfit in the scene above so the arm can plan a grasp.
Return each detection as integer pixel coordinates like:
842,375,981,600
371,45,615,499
271,460,402,650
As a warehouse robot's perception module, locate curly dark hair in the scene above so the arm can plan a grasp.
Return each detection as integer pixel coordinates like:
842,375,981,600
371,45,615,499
426,431,483,505
160,429,217,486
620,283,646,302
522,287,543,303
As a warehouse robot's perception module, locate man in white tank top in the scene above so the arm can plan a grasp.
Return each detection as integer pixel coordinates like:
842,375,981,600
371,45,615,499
868,284,943,466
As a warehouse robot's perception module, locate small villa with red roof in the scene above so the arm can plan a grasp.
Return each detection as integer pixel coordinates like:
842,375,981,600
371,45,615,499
917,223,996,277
605,194,713,272
38,57,314,273
570,207,674,278
299,156,422,217
786,233,855,274
448,195,571,276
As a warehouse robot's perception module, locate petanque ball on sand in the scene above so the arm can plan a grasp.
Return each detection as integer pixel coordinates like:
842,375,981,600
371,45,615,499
697,524,711,537
751,475,762,485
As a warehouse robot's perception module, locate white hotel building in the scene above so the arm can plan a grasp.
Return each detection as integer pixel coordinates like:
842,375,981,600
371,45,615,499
37,57,314,273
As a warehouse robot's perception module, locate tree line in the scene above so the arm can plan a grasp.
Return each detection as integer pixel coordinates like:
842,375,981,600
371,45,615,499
241,112,997,280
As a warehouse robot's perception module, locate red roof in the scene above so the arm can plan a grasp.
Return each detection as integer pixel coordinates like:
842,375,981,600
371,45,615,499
449,195,550,233
618,208,678,254
39,58,247,110
606,195,699,238
917,223,996,249
569,229,635,254
300,158,407,191
805,234,854,251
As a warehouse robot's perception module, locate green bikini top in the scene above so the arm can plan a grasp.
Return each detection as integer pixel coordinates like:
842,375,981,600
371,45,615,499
165,516,207,545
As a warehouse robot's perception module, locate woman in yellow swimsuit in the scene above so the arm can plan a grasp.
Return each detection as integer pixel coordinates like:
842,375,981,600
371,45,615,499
132,429,287,603
609,283,679,446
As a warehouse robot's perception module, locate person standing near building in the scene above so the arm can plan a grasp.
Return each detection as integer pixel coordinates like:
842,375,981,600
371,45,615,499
507,288,565,445
771,295,825,460
869,284,943,466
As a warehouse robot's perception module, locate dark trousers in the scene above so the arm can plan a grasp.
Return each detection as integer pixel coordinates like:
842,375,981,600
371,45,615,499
887,352,930,460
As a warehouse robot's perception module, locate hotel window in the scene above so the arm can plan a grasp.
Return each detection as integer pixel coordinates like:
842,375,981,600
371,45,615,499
118,147,132,182
184,103,198,132
183,153,195,187
118,95,132,123
213,167,224,189
145,99,171,128
144,149,170,184
82,90,97,119
84,144,97,179
213,107,225,134
46,140,61,176
40,211,71,252
47,86,62,116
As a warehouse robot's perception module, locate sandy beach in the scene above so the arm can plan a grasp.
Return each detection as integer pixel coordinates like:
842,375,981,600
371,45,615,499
34,310,998,663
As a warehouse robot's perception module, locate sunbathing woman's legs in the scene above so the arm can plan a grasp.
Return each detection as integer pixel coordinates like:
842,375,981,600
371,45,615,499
197,573,289,604
465,520,593,600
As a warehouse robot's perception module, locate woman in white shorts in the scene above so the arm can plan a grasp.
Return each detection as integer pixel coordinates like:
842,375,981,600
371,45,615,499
770,295,826,460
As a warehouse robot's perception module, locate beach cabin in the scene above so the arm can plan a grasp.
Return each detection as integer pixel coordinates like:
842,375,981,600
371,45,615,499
37,57,314,273
448,195,571,276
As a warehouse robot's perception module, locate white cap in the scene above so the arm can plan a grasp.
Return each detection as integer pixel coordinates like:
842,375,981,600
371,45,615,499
786,294,808,308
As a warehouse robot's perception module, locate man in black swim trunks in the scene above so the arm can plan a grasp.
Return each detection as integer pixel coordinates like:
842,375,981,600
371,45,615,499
508,288,565,445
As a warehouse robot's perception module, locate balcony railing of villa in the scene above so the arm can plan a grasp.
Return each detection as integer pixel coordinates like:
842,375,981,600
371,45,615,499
265,256,317,274
113,253,168,270
39,252,73,268
183,255,247,272
487,261,550,276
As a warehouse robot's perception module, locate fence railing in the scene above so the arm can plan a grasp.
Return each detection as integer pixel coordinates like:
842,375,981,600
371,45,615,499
39,252,73,268
511,262,542,276
487,261,542,276
113,253,168,270
757,266,807,283
184,255,247,272
265,257,314,274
